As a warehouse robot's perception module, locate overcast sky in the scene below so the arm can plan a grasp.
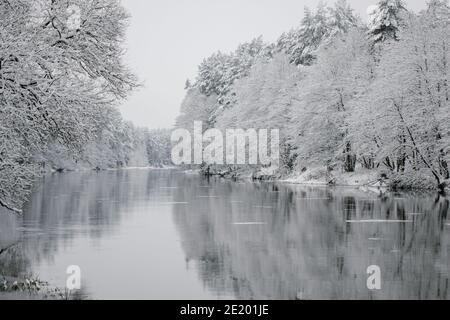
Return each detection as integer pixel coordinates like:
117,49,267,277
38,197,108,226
120,0,427,129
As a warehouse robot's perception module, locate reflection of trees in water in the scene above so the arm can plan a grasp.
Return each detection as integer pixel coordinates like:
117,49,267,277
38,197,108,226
0,243,29,278
1,171,449,299
172,177,450,299
0,209,24,277
0,170,172,280
0,210,19,247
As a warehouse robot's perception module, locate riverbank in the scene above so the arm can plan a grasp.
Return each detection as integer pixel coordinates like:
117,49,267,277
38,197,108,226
200,165,449,193
281,167,385,187
0,275,66,300
0,228,74,300
28,163,450,194
43,164,176,174
35,165,450,194
0,243,66,300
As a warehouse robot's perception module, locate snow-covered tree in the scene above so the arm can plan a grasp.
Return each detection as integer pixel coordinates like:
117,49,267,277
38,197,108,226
328,0,361,37
192,37,273,126
176,88,219,129
173,0,450,189
0,0,138,213
215,53,301,172
277,1,360,66
145,129,172,167
290,29,374,172
425,0,450,25
195,37,270,99
367,0,407,43
352,7,450,188
216,54,299,131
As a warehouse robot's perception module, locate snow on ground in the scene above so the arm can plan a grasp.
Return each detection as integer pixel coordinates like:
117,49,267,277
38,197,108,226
118,166,177,170
281,167,381,187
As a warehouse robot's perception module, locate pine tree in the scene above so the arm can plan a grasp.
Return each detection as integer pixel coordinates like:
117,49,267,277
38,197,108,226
277,1,359,66
368,0,407,43
328,0,361,37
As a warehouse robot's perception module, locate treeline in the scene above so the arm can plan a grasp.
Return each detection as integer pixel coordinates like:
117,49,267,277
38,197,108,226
36,123,172,170
0,0,170,213
176,0,450,191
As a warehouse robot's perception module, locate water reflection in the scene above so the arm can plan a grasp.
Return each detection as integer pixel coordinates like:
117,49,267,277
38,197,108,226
171,176,450,300
0,169,449,299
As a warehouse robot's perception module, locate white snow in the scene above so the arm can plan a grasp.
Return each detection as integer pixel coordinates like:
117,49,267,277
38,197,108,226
346,219,413,223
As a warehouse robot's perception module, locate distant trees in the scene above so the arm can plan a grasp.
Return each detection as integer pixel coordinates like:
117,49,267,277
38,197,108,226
145,129,172,167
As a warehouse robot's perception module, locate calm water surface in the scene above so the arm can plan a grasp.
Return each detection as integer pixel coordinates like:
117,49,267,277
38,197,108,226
1,169,449,299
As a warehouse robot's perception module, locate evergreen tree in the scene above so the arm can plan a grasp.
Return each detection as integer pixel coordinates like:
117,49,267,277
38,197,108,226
277,1,359,66
368,0,407,43
328,0,361,37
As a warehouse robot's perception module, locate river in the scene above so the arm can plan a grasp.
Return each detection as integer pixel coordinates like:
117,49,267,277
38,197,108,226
0,169,449,299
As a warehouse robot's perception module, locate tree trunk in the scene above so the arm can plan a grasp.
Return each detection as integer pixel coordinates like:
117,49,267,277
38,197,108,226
397,155,406,173
383,156,395,171
361,156,375,169
343,142,356,173
393,102,442,187
440,151,449,180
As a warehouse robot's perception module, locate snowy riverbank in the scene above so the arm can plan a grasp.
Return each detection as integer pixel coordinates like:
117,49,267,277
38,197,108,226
281,167,384,188
200,165,449,193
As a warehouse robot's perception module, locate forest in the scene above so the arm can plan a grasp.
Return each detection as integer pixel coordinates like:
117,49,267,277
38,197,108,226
0,0,171,214
176,0,450,192
2,0,450,215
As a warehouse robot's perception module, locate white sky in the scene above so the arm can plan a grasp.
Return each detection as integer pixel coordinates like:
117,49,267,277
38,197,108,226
120,0,427,129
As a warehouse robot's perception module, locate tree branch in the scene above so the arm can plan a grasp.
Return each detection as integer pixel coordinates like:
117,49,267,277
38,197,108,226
0,198,22,215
